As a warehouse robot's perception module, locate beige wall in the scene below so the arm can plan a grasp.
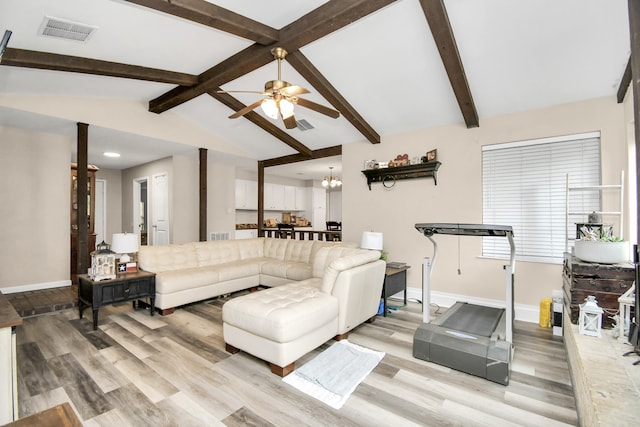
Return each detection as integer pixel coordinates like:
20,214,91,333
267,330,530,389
0,126,71,289
343,96,627,309
96,168,122,243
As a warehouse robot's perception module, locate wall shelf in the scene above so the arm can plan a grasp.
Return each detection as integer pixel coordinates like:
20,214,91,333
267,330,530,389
361,161,441,190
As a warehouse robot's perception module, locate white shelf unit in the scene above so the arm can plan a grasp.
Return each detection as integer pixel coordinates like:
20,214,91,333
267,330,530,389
565,171,624,252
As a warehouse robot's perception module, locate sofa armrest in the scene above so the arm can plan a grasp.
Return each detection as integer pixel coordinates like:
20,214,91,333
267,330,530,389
331,259,386,335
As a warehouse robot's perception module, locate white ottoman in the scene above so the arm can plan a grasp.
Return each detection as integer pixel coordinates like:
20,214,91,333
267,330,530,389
223,281,339,376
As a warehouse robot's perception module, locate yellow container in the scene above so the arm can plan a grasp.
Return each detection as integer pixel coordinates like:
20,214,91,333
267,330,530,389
539,298,552,328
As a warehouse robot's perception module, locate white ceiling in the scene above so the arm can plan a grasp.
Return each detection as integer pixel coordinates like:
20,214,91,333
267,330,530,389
0,0,631,180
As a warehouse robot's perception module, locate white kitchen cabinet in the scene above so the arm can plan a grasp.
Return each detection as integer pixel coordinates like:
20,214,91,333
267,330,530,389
295,187,308,211
265,183,285,210
235,179,257,210
284,185,297,210
311,187,326,230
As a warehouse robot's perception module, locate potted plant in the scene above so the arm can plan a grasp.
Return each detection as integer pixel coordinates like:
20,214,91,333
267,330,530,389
574,226,629,264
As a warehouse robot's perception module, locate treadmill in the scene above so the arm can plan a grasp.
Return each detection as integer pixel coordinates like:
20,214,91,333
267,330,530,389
412,223,515,385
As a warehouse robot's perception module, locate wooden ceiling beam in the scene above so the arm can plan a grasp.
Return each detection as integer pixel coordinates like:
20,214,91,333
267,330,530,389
123,0,279,45
617,56,632,103
208,90,313,157
0,48,198,86
287,51,380,144
419,0,479,128
149,0,397,114
261,145,342,168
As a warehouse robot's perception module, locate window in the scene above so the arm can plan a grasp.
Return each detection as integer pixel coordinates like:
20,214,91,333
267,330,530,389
482,132,601,263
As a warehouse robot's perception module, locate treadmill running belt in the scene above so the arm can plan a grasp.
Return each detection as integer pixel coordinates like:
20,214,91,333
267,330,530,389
440,303,504,337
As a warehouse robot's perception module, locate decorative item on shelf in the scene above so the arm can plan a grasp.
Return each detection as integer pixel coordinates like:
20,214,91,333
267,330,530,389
361,231,386,260
426,149,438,162
111,233,139,273
322,166,342,188
364,160,376,170
89,241,116,281
393,153,409,166
574,225,628,264
579,295,604,337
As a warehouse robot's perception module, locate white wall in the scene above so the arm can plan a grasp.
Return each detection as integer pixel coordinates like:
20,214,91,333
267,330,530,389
0,126,71,289
343,96,627,308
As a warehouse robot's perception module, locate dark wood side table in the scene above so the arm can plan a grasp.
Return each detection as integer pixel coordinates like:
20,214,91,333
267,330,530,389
78,270,156,330
382,265,409,317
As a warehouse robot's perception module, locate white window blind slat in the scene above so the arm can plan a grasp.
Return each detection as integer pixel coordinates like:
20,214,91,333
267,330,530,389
482,135,601,263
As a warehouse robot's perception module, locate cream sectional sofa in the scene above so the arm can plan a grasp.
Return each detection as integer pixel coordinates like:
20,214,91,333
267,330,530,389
138,237,370,312
138,237,386,375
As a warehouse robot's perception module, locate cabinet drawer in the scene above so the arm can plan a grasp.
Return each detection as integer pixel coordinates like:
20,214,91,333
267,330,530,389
100,279,152,303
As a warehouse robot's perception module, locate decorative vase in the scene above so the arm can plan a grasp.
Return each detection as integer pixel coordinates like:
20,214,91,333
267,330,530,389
574,240,629,264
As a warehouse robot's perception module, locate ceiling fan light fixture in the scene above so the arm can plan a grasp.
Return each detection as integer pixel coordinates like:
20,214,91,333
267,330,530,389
322,177,329,187
279,99,294,118
261,98,278,120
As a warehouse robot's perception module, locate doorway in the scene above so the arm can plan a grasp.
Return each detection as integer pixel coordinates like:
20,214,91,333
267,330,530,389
95,179,106,245
133,177,148,245
151,172,170,245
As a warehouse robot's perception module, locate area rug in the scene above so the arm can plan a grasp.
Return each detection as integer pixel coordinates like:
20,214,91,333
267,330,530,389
282,340,385,409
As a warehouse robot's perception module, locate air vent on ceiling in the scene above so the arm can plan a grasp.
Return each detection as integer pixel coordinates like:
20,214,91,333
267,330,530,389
297,119,315,131
39,16,98,42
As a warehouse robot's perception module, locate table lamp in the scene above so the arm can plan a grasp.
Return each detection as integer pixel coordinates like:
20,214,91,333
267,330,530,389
361,231,383,251
111,233,139,263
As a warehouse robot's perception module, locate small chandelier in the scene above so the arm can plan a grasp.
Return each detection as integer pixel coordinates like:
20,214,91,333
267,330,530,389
322,166,342,188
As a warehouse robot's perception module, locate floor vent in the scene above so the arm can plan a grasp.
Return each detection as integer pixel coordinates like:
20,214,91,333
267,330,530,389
297,119,315,131
39,16,98,42
210,232,230,241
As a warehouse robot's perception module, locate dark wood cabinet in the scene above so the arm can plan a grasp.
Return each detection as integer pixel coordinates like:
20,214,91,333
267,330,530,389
382,266,409,317
562,253,634,328
78,271,156,330
70,163,98,276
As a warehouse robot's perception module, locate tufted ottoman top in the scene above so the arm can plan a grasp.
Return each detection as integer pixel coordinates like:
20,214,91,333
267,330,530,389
222,283,338,343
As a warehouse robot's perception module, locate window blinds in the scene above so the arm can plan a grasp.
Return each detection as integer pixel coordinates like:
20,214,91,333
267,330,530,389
482,133,601,263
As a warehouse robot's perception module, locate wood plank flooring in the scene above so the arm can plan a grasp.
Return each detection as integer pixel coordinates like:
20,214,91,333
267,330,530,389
15,295,578,426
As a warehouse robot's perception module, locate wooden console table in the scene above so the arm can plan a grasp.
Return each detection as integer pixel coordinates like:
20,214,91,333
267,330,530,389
382,265,409,317
78,270,156,330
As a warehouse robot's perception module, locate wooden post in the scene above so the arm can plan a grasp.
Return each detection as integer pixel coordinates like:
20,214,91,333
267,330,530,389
76,123,89,276
258,161,265,237
627,0,640,349
199,148,207,242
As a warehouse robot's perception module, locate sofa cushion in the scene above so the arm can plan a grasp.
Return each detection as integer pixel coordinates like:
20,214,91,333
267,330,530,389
222,283,338,343
155,266,220,294
237,238,265,260
260,261,312,281
138,243,198,273
263,238,289,260
283,239,315,263
193,240,241,267
313,247,381,293
217,259,262,282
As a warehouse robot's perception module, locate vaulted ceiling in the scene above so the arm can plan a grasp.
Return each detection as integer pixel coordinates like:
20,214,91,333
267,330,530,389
0,0,631,179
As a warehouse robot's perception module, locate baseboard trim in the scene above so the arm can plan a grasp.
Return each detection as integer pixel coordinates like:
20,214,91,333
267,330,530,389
0,280,72,294
388,287,539,324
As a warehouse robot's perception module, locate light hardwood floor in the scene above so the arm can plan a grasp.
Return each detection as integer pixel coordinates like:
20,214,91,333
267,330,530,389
16,294,578,426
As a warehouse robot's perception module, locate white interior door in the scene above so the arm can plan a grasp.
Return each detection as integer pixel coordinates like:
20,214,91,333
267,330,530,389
95,179,106,244
152,172,169,245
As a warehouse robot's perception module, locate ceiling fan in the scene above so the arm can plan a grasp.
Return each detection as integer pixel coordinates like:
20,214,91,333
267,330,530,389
218,47,340,129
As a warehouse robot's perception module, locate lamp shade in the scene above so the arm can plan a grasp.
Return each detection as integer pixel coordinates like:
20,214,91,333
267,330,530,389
111,233,139,262
361,231,383,250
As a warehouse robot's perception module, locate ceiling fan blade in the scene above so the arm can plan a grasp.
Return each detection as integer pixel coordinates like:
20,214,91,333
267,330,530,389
283,113,297,129
280,85,309,96
229,99,264,119
217,89,264,94
295,97,340,119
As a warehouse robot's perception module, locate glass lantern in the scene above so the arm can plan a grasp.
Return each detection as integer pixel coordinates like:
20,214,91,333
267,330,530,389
579,295,604,337
90,241,116,281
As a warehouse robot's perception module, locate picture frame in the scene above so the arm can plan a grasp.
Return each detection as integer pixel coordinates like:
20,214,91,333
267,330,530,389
426,149,437,162
364,160,376,170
